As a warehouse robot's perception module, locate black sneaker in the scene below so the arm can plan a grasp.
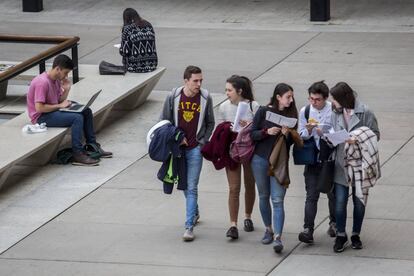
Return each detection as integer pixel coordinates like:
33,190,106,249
243,218,254,232
273,238,284,253
327,222,336,238
226,226,239,240
333,235,348,253
298,228,314,244
351,235,363,249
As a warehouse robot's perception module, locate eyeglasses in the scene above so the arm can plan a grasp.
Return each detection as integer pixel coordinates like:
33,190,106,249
308,96,323,102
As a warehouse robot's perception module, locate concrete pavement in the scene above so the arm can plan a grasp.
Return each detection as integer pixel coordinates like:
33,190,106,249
1,1,414,275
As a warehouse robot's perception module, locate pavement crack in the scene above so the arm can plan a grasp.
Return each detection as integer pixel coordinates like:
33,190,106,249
381,135,414,168
0,257,264,274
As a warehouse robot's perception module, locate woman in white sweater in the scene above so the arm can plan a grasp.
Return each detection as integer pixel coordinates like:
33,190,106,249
217,75,260,240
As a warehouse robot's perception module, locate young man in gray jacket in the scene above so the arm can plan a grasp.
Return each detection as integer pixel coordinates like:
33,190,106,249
160,65,215,241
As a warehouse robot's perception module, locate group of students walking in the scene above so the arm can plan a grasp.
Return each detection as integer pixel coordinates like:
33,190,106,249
158,65,380,255
117,7,380,255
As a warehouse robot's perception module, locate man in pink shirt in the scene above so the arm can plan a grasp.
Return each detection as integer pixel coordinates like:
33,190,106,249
27,54,112,166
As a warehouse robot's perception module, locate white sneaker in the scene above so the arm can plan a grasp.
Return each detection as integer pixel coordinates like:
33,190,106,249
22,123,47,134
183,228,195,242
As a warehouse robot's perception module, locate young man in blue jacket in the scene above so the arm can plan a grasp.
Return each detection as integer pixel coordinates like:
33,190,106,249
160,65,215,241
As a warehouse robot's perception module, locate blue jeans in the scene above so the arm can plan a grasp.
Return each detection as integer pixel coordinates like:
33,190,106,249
335,183,366,236
183,146,203,229
251,154,286,237
38,108,96,153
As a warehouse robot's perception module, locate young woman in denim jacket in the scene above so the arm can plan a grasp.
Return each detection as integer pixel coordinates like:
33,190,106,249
250,83,298,253
329,82,379,253
217,75,260,240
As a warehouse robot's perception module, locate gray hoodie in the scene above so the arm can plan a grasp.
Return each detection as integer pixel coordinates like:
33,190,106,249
160,86,215,145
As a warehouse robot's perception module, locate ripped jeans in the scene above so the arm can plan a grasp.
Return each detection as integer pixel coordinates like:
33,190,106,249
251,154,287,237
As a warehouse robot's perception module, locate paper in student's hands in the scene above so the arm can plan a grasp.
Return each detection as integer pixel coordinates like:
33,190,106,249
317,123,333,133
265,111,297,128
233,102,249,132
324,129,350,146
114,44,121,49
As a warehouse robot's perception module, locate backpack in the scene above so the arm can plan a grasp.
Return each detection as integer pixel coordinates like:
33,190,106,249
51,148,74,165
229,122,255,164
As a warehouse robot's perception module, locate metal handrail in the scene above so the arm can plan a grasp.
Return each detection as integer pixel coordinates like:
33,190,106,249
0,34,80,83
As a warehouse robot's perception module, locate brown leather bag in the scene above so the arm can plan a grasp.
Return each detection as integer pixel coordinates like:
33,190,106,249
268,134,290,188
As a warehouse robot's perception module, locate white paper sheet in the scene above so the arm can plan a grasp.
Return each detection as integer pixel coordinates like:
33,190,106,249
233,102,249,132
265,111,297,128
324,129,350,146
114,44,121,49
317,123,333,134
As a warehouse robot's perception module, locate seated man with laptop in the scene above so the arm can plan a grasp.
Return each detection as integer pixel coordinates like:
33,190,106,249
26,54,112,166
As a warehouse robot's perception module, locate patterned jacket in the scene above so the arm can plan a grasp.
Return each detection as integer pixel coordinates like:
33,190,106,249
345,126,381,205
119,22,158,73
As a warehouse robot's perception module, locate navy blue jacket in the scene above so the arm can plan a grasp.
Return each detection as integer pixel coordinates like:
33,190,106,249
149,123,187,193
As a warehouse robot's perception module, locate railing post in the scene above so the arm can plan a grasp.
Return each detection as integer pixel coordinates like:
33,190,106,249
71,44,79,83
39,61,46,74
0,80,8,101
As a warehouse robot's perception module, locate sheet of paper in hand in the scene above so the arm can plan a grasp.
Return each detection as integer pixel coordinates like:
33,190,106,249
324,129,350,146
233,102,250,132
265,111,297,128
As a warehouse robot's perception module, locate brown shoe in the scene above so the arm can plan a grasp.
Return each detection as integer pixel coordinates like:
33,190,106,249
72,152,100,166
96,143,112,158
85,143,113,158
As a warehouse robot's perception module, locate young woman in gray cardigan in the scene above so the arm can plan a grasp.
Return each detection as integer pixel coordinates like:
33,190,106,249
329,82,379,253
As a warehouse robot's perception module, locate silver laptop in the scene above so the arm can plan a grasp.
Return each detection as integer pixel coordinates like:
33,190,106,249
60,90,102,112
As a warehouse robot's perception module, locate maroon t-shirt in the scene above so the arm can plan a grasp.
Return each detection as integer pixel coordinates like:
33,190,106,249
178,90,201,149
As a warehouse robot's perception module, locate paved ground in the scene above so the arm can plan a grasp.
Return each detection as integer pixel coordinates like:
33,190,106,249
1,1,414,275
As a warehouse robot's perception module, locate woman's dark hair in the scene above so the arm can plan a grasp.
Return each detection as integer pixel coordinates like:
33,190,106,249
52,54,74,70
226,75,254,102
268,83,298,119
308,80,329,98
123,8,147,27
330,82,356,109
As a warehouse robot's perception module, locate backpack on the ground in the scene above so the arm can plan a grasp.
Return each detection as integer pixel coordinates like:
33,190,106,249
51,148,73,165
84,143,104,159
229,122,255,164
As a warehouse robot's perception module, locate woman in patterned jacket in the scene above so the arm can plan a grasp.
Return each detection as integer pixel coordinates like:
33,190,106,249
329,82,380,253
119,8,158,73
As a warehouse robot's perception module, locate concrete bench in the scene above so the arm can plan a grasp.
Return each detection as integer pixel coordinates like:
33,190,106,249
0,66,165,188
